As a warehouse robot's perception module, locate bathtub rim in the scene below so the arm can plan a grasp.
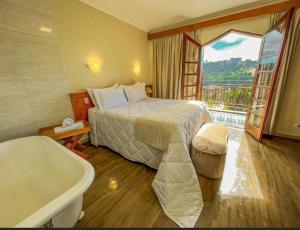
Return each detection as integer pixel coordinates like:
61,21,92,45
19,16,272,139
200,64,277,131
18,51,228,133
2,136,95,228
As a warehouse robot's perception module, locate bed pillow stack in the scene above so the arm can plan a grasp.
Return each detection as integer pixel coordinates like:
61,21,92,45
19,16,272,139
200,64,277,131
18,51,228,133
87,84,119,107
122,82,148,103
87,82,148,110
94,87,128,109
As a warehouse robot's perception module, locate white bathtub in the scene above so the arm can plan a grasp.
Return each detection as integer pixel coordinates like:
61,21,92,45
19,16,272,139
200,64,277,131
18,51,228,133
0,136,95,227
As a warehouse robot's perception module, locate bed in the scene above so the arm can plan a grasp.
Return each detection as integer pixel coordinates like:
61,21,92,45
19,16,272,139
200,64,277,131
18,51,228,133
70,92,212,228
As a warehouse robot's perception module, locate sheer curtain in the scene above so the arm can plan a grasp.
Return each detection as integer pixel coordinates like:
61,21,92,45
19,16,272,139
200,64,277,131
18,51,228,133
264,9,300,134
151,30,201,99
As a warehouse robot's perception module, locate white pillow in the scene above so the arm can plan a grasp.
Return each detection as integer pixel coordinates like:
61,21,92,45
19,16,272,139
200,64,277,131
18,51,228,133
86,88,97,106
94,88,128,109
123,82,148,102
87,84,118,107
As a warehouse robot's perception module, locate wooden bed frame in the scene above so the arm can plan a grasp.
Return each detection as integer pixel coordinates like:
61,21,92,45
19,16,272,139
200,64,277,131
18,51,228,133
69,85,153,121
69,92,93,121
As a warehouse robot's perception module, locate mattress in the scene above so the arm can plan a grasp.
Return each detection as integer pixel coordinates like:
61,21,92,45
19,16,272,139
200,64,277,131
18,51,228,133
88,98,212,227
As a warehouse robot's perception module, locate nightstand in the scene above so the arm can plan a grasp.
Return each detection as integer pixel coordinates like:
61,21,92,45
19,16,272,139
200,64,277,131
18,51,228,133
145,84,153,97
39,120,90,159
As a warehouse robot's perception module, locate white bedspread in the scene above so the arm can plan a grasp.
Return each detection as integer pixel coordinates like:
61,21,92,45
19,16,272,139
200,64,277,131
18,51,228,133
88,98,212,227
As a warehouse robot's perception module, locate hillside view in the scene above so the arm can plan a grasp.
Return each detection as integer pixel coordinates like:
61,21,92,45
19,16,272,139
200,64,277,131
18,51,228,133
201,57,257,112
202,58,257,86
201,32,261,112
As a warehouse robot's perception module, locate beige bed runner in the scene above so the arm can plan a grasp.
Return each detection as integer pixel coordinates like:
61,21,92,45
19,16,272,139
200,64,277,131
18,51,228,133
134,100,211,227
134,102,200,151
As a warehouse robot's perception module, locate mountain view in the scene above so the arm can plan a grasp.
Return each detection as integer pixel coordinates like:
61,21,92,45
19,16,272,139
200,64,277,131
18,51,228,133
202,58,257,86
201,57,258,112
201,32,261,112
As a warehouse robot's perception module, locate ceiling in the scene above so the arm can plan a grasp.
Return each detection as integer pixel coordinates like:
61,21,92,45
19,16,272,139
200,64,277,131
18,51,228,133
79,0,265,32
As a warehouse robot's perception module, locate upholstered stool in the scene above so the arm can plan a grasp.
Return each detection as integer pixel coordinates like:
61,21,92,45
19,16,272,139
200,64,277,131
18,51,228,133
191,123,229,179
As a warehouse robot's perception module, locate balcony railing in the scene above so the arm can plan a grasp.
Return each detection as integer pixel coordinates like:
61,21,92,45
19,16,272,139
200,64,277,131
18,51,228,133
209,109,246,129
201,84,252,112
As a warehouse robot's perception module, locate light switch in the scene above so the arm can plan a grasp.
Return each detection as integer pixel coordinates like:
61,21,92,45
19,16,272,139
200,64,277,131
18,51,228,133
84,97,89,104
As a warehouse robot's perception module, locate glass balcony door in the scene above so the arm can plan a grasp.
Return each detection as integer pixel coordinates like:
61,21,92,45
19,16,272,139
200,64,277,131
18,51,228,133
245,9,293,141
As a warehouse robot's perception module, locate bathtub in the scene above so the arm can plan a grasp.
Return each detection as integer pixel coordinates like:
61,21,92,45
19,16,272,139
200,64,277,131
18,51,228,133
0,136,95,227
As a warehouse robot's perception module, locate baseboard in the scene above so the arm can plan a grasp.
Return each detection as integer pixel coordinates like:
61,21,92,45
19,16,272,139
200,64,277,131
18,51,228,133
272,132,300,141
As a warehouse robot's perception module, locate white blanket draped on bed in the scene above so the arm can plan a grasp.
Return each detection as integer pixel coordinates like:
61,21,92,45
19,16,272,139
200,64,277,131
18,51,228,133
134,101,204,151
88,98,212,227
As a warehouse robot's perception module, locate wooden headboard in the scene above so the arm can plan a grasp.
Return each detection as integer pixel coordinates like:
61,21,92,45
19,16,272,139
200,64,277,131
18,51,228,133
69,92,93,121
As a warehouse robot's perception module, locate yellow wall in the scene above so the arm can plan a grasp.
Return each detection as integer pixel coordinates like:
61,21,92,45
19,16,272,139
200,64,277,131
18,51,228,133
275,42,300,138
53,0,151,92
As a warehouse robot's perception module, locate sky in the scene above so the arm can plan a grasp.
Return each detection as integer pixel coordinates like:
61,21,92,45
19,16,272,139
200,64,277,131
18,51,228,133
203,32,262,62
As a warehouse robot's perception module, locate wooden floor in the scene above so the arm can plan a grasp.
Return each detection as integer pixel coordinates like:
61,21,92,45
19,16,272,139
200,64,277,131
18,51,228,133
76,128,300,228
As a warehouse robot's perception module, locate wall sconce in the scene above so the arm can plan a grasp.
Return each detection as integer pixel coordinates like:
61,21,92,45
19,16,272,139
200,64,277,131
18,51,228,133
86,59,101,73
39,26,52,33
132,62,141,75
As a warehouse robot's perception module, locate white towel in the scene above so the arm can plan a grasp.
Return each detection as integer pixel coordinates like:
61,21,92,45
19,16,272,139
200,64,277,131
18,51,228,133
54,121,84,134
62,117,74,128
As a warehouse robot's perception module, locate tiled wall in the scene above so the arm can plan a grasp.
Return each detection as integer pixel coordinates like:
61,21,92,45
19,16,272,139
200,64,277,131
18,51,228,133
0,0,73,142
